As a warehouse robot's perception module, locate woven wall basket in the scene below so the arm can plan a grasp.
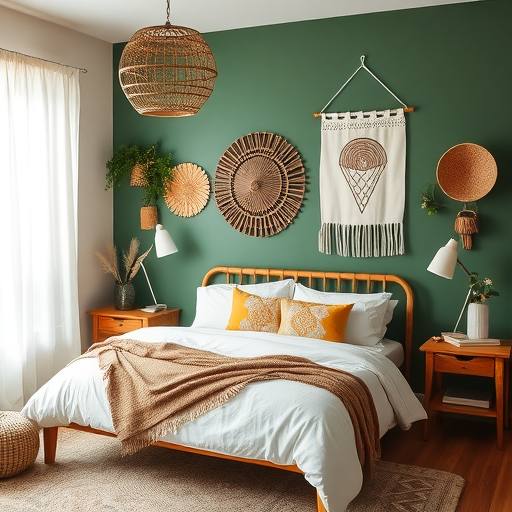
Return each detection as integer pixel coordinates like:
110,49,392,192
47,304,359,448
130,163,148,187
215,132,306,237
140,205,158,230
436,143,497,202
164,163,210,217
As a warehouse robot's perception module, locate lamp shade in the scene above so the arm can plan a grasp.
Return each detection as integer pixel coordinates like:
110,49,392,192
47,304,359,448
155,224,178,258
427,238,459,279
118,22,217,117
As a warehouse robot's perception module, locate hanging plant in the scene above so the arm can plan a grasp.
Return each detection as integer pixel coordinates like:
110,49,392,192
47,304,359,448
105,144,172,203
105,143,173,230
420,182,442,215
141,148,173,207
105,145,152,189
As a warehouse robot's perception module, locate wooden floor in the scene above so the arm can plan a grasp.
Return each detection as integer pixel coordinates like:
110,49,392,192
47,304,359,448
380,413,512,512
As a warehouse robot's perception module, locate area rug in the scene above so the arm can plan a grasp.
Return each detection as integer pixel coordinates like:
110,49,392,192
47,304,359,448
0,429,464,512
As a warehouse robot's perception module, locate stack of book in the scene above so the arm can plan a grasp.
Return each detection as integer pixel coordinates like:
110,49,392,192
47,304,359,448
441,332,500,347
442,387,492,409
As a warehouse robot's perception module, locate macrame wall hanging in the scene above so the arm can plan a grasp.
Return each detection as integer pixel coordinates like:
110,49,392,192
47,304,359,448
315,56,414,258
215,132,305,237
436,143,497,250
164,163,210,217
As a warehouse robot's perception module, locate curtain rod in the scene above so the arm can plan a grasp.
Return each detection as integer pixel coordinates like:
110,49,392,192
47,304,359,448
0,47,87,73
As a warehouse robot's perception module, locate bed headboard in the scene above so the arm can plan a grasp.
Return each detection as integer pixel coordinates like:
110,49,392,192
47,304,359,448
202,266,413,380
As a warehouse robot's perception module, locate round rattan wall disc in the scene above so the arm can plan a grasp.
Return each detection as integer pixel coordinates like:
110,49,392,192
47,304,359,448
215,132,305,237
436,143,497,202
164,163,210,217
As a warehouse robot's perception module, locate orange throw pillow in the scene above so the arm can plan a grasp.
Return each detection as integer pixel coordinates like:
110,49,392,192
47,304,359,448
226,288,281,333
278,298,354,343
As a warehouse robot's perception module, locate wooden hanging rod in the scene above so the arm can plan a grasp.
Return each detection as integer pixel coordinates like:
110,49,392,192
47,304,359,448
314,107,414,117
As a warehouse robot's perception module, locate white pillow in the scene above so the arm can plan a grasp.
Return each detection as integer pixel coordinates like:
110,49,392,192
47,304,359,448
293,283,396,346
293,282,392,304
192,279,295,329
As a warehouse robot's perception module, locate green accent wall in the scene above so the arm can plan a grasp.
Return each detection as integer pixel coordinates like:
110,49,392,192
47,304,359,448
112,0,512,391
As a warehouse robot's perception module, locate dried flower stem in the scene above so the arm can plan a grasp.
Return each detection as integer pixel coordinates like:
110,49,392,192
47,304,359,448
95,244,122,283
96,239,152,284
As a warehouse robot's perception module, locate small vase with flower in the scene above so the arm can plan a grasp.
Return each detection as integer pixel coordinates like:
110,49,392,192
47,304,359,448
466,274,499,339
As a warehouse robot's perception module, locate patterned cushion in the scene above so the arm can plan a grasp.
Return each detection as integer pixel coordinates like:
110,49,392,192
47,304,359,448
226,288,281,333
278,298,354,343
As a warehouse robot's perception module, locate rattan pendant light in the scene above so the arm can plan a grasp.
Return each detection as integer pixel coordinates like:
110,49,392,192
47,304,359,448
119,0,217,117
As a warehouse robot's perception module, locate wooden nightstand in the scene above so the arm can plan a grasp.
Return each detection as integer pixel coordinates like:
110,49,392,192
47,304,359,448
420,338,511,449
87,306,180,343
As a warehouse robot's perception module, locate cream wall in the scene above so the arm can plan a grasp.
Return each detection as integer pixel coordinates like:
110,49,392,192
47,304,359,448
0,6,113,351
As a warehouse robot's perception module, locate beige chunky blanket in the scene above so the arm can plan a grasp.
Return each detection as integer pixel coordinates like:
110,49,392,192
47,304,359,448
80,338,380,473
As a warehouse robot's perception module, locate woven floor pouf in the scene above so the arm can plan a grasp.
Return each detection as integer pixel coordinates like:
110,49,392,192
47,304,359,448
0,411,40,478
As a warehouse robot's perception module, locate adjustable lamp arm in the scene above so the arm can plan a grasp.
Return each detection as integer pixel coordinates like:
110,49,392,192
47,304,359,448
140,261,158,305
457,259,472,277
453,259,473,332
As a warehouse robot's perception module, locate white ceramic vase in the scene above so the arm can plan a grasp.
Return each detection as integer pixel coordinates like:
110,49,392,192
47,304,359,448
467,303,489,339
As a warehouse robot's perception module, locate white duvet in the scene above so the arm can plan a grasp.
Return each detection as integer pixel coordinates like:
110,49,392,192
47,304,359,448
22,326,426,512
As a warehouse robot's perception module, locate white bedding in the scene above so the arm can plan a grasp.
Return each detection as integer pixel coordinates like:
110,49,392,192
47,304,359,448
374,338,404,367
22,326,426,512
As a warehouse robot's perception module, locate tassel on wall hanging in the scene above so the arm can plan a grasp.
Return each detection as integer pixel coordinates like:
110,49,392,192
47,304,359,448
316,56,413,258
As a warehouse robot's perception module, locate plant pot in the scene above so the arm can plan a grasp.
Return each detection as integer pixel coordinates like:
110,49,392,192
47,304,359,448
467,303,489,339
114,282,136,311
130,163,148,187
141,206,158,230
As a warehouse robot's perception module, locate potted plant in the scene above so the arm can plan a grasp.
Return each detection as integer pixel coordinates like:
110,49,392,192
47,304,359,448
140,148,172,229
105,144,173,229
105,144,152,188
466,273,499,339
95,238,152,310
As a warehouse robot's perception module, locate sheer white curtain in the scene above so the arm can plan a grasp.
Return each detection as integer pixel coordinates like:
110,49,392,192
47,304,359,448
0,49,81,411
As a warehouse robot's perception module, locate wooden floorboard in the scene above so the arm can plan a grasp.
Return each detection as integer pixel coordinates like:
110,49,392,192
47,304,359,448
380,413,512,512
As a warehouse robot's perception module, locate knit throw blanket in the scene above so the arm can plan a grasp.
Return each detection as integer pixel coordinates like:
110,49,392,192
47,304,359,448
318,109,406,257
79,338,380,473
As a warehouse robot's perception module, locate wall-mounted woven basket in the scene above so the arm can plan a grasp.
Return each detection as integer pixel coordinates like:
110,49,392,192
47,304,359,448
140,206,158,230
130,163,148,187
215,132,305,238
437,143,497,202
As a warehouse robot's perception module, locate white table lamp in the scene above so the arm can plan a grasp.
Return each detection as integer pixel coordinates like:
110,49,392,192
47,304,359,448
140,224,178,313
427,238,472,333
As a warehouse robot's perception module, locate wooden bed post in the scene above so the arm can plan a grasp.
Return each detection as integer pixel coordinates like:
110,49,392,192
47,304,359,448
43,426,58,464
317,492,327,512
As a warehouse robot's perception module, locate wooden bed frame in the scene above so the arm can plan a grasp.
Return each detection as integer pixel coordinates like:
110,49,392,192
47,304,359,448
43,266,414,512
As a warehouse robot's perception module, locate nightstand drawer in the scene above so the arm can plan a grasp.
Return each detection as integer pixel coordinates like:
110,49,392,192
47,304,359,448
434,353,495,377
89,306,181,344
98,316,143,335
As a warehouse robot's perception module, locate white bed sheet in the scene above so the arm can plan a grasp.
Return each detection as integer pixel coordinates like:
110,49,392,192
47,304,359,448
22,326,425,512
374,338,404,367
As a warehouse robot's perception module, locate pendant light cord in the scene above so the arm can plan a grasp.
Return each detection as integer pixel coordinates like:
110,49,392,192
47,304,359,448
166,0,171,24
